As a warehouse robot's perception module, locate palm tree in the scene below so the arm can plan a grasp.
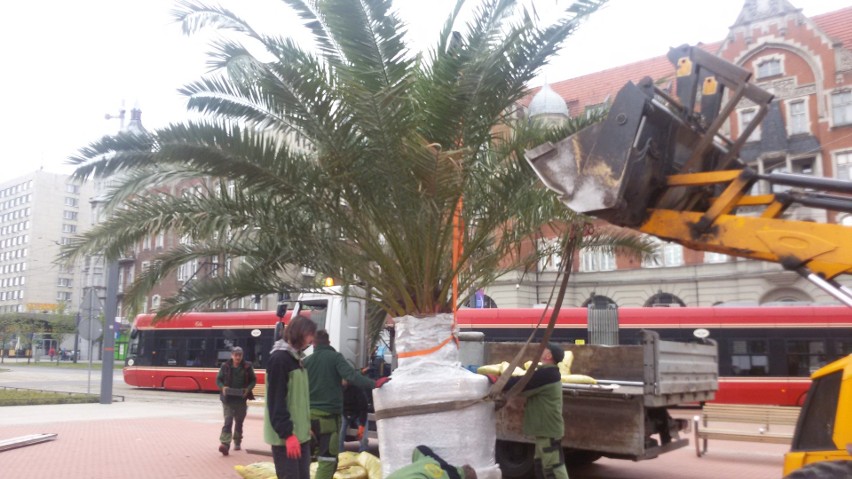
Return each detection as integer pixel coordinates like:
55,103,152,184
63,4,664,470
64,0,652,323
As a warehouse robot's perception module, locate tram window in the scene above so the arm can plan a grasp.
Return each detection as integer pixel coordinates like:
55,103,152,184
186,338,207,367
157,338,180,366
838,340,852,356
215,337,237,365
786,340,826,376
730,339,768,376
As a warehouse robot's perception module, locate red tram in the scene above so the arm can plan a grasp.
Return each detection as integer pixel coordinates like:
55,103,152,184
124,304,852,406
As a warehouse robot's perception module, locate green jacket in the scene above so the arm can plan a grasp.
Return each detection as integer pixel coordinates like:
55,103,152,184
304,344,375,414
505,364,564,439
216,360,257,404
263,341,311,445
386,446,468,479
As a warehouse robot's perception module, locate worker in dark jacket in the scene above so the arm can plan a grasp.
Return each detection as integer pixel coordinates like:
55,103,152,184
340,379,370,452
386,445,477,479
263,316,318,479
304,329,388,479
502,343,569,479
216,346,257,455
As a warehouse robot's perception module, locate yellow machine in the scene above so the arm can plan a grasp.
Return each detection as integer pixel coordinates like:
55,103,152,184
525,44,852,477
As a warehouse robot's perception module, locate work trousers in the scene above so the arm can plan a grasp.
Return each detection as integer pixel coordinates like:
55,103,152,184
310,410,341,479
534,436,569,479
219,401,247,445
339,413,370,452
271,442,311,479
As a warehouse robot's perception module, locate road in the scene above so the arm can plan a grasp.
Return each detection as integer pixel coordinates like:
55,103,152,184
0,363,788,479
0,361,221,405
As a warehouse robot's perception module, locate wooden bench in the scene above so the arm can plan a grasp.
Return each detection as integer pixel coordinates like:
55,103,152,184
693,403,800,457
247,384,266,408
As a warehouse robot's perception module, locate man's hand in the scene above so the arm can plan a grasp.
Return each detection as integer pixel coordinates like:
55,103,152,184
375,377,391,388
285,435,301,458
222,387,229,395
357,425,365,440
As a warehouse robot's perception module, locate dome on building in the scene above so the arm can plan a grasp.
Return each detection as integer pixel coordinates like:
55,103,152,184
528,83,569,118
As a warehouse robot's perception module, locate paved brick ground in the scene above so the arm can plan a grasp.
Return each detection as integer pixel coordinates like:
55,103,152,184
0,403,789,479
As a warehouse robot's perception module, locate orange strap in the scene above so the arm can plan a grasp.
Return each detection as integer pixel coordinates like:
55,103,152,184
397,335,456,359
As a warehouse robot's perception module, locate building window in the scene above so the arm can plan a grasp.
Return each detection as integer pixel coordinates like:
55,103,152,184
704,252,729,263
836,152,852,181
63,211,78,220
756,58,782,79
64,197,79,207
788,99,808,135
65,184,80,194
537,238,563,272
57,278,73,288
642,238,683,268
831,91,852,126
62,224,77,234
579,248,616,272
151,295,161,311
155,232,165,249
739,108,761,141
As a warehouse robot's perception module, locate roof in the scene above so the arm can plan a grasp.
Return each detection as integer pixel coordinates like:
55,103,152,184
811,5,852,51
530,5,852,116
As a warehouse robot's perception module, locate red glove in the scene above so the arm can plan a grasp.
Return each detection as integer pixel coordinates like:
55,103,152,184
375,377,391,388
486,374,499,384
357,425,365,440
285,435,301,458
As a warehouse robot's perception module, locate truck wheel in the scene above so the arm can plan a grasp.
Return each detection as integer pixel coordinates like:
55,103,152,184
783,461,852,479
563,448,602,467
495,440,534,479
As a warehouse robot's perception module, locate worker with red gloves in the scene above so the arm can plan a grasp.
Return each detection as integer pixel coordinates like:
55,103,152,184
304,329,389,479
263,316,318,479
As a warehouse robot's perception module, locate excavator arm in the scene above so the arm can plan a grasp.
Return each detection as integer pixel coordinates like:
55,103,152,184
525,45,852,306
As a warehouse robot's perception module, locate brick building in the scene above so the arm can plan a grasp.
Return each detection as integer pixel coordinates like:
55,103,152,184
486,0,852,308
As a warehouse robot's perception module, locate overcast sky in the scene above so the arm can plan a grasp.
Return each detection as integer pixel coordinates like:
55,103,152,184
1,0,848,183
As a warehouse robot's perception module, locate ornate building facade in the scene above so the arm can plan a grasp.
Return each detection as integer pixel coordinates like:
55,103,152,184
487,1,852,308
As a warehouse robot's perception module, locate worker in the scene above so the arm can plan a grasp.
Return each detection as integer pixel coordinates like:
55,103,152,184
303,329,388,479
216,346,257,455
340,379,370,452
497,343,569,479
263,316,318,479
386,445,477,479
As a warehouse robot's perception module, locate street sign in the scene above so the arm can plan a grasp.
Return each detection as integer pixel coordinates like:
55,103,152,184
78,318,103,341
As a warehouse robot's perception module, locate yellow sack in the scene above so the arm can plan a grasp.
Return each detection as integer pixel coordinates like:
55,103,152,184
235,462,277,479
558,351,574,376
356,451,383,479
476,363,502,375
335,465,368,479
562,374,596,384
338,451,360,469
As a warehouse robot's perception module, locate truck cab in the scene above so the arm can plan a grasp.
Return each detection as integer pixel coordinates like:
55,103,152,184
783,355,852,477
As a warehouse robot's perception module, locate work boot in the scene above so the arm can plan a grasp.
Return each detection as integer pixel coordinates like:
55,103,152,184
219,443,230,456
234,442,241,451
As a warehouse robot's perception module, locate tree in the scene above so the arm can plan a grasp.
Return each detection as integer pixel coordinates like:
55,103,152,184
62,0,650,321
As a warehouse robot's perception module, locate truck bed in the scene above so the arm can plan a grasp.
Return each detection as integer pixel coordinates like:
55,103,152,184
487,330,718,460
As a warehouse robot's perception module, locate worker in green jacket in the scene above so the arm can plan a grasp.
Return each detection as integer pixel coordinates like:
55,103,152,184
304,329,389,479
263,316,318,479
502,343,569,479
386,445,477,479
216,346,257,455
